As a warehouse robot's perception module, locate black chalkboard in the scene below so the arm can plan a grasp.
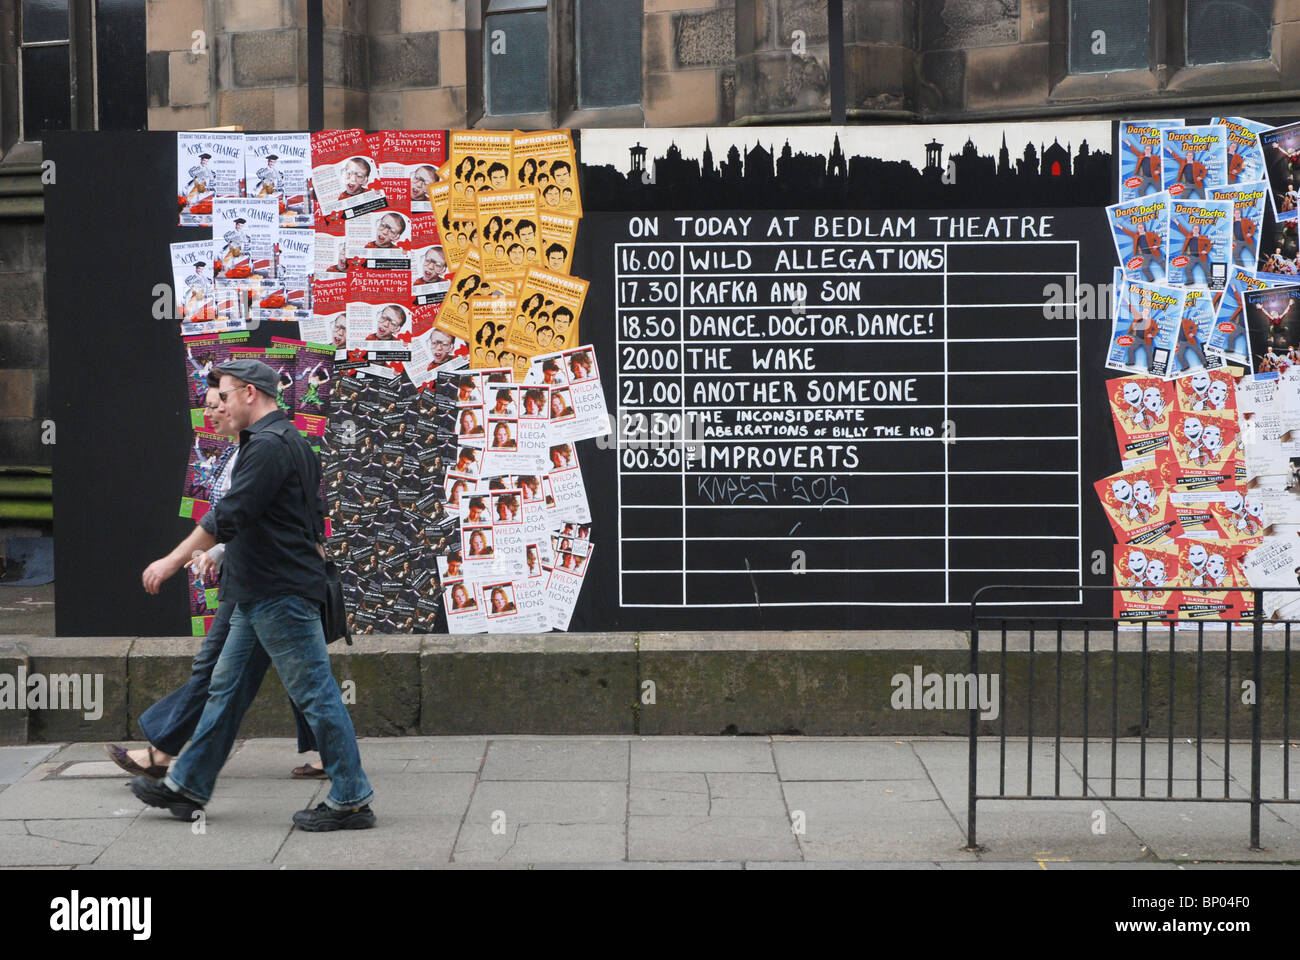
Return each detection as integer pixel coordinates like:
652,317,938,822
567,125,1119,630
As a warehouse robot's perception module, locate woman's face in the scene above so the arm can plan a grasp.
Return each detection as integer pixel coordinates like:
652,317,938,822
471,532,485,552
494,425,509,445
492,589,507,612
551,395,565,416
452,585,467,606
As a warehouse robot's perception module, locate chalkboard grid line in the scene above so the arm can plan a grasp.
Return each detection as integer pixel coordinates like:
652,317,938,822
623,568,1082,574
617,504,1082,509
619,371,1079,377
680,244,687,608
617,303,1063,310
620,536,1080,540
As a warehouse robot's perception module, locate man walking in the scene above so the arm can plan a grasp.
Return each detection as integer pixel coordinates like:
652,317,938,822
116,380,322,780
133,358,374,830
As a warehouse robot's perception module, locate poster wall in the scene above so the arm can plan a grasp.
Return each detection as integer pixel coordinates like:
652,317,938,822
52,120,1249,634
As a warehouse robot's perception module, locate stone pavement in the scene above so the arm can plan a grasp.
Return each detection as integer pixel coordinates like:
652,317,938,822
1,736,1299,869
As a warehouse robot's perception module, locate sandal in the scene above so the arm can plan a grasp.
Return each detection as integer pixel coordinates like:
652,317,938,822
291,763,328,779
104,744,169,779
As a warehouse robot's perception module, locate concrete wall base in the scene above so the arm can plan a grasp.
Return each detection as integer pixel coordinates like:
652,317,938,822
0,630,1292,742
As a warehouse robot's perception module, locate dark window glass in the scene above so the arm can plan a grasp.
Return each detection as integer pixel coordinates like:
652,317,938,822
21,0,69,42
1068,0,1149,74
485,11,548,115
1186,0,1271,65
578,0,642,108
22,44,71,139
96,0,147,130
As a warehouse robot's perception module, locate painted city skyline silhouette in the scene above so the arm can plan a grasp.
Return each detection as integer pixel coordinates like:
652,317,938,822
579,131,1112,210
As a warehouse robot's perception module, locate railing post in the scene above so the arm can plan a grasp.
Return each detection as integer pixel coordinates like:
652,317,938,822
1251,589,1263,850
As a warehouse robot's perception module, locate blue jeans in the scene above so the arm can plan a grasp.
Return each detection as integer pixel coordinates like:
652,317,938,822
138,599,317,757
166,594,373,810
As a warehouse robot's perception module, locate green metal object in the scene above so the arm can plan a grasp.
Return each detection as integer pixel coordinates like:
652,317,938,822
0,477,52,498
0,501,52,520
0,196,43,217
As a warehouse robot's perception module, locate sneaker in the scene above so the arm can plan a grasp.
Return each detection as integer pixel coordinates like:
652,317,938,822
130,776,204,822
292,801,377,832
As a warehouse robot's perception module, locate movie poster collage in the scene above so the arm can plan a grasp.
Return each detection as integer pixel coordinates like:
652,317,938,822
174,128,602,636
1104,117,1300,622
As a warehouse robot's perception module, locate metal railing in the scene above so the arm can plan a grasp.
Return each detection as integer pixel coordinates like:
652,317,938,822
967,585,1299,851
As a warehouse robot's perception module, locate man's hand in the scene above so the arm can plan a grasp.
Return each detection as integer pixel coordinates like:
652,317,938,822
142,555,184,594
185,549,221,583
143,524,217,595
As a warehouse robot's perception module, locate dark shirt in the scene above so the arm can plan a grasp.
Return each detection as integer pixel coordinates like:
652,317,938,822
199,410,325,604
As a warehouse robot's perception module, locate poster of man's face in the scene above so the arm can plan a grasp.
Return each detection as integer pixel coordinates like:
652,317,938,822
374,303,407,340
419,245,448,282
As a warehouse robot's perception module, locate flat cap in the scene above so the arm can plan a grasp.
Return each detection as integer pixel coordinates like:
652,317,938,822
214,358,278,398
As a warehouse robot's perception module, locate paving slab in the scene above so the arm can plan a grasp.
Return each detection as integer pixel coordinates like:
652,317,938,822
631,737,775,773
964,799,1147,861
480,739,628,781
704,773,787,818
0,779,145,820
747,861,943,869
276,861,743,869
1088,777,1249,800
186,778,324,802
781,779,970,862
1176,861,1298,869
1101,800,1300,861
44,742,119,763
0,743,58,783
461,780,626,826
772,739,927,781
57,761,134,778
454,822,627,863
629,772,710,817
96,798,297,866
0,817,132,867
355,736,478,760
275,812,463,865
404,738,489,772
913,739,1087,811
363,772,477,810
939,861,1056,870
1262,802,1300,831
1193,743,1300,794
628,814,801,862
7,735,1300,868
221,745,410,779
941,860,1180,870
1058,740,1232,783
